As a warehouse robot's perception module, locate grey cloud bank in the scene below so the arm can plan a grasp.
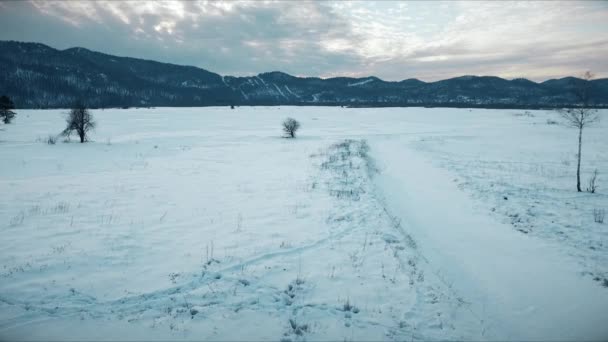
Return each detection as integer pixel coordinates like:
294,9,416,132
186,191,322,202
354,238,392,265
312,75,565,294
0,0,607,81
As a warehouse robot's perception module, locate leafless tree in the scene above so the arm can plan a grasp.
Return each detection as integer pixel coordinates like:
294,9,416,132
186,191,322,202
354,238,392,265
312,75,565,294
62,102,96,143
557,71,600,192
282,117,301,138
0,95,16,124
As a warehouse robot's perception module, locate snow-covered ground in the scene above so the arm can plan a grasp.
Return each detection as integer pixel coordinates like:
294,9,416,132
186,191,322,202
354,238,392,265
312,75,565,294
0,107,606,340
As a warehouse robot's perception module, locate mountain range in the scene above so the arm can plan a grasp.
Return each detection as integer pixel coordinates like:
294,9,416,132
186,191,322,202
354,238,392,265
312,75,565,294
1,40,606,109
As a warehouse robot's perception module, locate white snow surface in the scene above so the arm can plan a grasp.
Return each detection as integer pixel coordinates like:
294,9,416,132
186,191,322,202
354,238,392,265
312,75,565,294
284,85,301,98
273,84,288,99
347,79,375,87
0,107,607,341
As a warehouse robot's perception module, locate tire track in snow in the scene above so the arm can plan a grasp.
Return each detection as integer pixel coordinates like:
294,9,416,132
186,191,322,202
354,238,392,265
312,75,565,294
0,201,371,331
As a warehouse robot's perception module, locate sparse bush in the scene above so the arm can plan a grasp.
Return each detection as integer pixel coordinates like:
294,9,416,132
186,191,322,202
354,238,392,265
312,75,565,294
546,119,559,125
287,318,308,336
0,95,16,124
587,169,599,193
46,135,57,145
342,297,359,313
62,102,96,143
593,209,605,224
282,117,300,138
319,139,376,202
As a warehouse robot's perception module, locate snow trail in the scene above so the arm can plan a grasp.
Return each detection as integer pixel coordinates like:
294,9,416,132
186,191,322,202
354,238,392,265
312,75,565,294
371,137,608,340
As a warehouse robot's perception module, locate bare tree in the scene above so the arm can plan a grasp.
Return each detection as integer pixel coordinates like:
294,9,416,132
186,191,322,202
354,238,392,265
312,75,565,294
62,102,96,143
0,95,16,124
558,71,600,192
282,117,301,138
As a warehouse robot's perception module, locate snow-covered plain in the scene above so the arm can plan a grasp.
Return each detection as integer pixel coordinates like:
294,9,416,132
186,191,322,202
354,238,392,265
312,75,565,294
0,106,606,340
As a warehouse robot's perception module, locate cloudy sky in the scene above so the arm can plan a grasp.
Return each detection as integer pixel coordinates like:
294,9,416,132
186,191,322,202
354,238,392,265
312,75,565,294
1,0,607,81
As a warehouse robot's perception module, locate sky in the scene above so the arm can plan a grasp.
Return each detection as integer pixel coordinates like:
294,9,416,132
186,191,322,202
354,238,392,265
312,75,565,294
0,0,607,81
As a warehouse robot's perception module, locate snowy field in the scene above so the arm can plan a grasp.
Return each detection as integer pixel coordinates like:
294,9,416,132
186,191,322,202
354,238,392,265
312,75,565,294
0,106,607,341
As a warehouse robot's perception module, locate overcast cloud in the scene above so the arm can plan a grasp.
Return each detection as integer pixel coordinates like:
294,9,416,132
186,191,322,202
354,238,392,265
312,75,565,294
0,0,607,81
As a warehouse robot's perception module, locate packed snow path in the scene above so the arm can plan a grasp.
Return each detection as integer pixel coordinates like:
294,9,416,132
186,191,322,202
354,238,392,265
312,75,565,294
372,138,608,340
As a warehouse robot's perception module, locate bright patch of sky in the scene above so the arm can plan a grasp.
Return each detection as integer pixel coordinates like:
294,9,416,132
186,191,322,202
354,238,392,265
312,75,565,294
0,0,606,81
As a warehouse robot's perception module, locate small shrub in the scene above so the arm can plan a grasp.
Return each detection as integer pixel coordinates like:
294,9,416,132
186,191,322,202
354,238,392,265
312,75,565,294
282,117,300,138
546,119,559,125
342,297,359,313
587,169,599,193
0,95,16,124
46,135,57,145
343,298,352,311
288,318,308,336
593,209,605,224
